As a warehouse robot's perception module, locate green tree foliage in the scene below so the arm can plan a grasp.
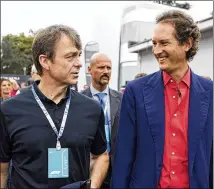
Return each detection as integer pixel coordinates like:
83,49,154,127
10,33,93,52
1,33,34,75
153,0,191,10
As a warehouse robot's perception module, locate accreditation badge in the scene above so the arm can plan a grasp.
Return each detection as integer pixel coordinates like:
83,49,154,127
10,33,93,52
48,148,69,178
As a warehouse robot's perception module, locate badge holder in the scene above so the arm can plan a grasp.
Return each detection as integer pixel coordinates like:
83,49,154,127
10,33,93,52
48,141,69,178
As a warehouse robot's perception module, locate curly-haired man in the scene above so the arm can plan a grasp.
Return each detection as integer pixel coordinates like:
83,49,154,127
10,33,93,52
111,10,213,189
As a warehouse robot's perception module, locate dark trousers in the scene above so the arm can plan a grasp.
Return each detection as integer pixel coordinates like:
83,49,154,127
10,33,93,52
101,182,110,189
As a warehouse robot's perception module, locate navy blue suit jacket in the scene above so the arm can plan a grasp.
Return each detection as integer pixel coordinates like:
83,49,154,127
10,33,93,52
111,70,213,188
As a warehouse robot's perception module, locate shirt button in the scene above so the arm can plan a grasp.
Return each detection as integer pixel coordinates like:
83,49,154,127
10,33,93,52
172,133,176,136
174,113,177,117
56,120,60,124
172,96,176,98
172,171,175,174
170,80,173,82
172,152,175,155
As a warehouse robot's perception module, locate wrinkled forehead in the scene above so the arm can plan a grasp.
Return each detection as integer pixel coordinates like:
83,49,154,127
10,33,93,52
96,56,111,64
92,55,112,67
55,34,81,54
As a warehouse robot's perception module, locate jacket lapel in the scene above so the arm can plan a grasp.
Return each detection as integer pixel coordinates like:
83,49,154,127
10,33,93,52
109,89,120,127
83,87,120,128
143,71,165,185
188,72,210,175
82,88,93,98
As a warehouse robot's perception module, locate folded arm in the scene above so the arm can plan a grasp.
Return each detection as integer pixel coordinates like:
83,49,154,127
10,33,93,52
90,106,109,188
90,151,109,188
0,162,9,189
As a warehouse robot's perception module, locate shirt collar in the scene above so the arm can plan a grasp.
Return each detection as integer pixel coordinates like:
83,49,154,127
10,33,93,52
162,67,191,88
33,80,71,103
90,84,109,97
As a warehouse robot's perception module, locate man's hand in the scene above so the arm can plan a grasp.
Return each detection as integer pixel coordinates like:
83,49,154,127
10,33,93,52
0,162,9,189
90,151,109,188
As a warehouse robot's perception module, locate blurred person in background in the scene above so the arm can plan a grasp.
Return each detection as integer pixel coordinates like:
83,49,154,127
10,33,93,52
31,64,41,81
121,73,147,94
9,79,20,97
20,82,27,88
0,79,12,102
134,72,147,80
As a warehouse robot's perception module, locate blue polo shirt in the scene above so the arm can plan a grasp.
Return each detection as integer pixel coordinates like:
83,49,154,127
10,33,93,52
0,81,106,189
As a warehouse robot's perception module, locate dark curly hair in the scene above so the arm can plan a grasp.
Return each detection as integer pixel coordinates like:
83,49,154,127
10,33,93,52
156,10,201,62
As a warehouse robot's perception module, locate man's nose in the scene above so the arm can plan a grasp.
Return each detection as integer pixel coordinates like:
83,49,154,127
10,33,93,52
74,58,82,68
153,45,163,55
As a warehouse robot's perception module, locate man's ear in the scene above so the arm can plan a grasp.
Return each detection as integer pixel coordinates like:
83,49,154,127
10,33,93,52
184,37,193,52
39,55,50,71
88,65,91,74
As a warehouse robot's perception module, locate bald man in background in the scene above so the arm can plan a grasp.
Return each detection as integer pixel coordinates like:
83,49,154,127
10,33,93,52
81,53,122,188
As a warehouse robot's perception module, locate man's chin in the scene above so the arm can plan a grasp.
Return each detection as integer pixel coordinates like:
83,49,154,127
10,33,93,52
159,64,168,71
67,79,78,86
99,81,109,86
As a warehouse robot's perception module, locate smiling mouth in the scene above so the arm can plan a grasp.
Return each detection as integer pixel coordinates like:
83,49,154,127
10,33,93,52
71,72,79,79
3,91,10,94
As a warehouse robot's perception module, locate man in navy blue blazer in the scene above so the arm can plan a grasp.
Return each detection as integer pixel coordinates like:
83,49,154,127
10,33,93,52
111,10,213,189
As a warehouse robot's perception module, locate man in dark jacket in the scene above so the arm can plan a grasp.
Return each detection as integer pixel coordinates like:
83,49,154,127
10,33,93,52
111,10,213,189
82,53,122,188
